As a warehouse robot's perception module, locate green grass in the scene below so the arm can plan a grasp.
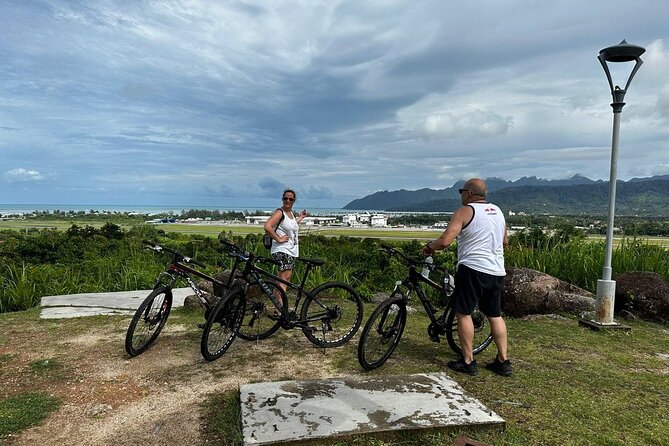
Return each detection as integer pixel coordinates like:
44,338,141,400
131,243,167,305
0,392,60,437
201,389,244,445
200,306,669,446
29,358,64,376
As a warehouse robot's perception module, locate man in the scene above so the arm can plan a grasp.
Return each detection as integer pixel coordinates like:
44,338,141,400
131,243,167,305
422,178,512,377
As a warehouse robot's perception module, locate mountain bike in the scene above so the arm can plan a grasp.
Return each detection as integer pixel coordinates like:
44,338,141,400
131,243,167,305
200,240,364,361
357,244,493,371
124,240,243,357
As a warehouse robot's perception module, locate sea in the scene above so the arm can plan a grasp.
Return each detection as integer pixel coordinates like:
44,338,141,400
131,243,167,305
0,204,443,217
0,204,363,216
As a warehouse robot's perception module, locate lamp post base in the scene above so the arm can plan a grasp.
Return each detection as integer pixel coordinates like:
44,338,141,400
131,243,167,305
578,318,631,332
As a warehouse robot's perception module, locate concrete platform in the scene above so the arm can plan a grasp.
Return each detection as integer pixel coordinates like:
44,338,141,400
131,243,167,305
40,288,192,319
240,372,504,445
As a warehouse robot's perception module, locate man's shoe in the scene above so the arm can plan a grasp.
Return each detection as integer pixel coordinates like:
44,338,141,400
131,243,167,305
485,357,513,376
447,358,478,376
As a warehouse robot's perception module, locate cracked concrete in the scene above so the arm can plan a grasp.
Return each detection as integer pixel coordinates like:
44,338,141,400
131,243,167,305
240,372,504,445
39,288,192,319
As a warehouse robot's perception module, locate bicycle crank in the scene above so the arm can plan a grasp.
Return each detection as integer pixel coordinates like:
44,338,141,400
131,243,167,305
427,320,447,343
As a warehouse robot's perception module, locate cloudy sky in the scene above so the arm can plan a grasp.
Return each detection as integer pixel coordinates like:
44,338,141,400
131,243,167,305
2,1,668,208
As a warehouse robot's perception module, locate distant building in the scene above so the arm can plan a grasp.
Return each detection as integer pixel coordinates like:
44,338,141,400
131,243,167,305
370,214,388,227
342,212,388,227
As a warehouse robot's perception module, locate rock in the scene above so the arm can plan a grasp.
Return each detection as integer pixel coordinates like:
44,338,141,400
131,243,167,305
184,269,242,311
614,271,669,322
85,403,112,417
184,294,207,311
502,267,595,317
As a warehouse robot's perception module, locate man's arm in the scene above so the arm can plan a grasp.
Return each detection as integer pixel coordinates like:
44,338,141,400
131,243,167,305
422,205,473,255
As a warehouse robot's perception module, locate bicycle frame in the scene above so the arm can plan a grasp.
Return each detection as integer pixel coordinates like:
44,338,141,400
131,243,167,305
395,264,450,324
239,255,318,321
150,245,243,309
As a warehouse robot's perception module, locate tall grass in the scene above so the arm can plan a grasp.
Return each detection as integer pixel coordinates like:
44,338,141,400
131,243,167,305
0,263,38,312
2,225,668,312
506,237,669,292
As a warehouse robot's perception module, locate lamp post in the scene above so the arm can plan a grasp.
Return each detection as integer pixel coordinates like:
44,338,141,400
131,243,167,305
581,40,645,331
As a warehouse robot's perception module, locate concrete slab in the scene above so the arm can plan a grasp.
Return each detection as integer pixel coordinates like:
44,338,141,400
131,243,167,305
40,307,137,319
39,287,192,319
240,372,504,445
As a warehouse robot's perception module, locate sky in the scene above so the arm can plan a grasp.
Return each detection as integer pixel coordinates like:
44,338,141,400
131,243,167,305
2,0,669,209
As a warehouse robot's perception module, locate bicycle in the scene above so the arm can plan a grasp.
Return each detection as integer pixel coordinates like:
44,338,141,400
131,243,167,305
124,240,243,357
357,244,493,371
200,240,364,361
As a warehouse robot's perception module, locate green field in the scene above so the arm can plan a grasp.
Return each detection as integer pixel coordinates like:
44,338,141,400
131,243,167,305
0,219,444,240
5,218,669,247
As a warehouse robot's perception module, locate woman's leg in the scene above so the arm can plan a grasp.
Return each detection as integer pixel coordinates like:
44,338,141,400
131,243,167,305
277,268,293,306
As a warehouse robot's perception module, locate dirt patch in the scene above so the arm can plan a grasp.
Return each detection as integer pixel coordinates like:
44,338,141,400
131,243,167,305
0,312,343,445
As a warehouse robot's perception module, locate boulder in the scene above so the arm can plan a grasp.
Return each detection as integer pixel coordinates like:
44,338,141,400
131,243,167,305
502,267,595,317
184,270,239,311
614,271,669,322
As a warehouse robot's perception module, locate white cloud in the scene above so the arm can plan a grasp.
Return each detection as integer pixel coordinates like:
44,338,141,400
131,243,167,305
4,168,44,183
418,110,513,140
1,1,668,207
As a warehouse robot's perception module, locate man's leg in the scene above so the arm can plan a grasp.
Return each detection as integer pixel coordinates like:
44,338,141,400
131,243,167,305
488,316,508,361
456,313,474,364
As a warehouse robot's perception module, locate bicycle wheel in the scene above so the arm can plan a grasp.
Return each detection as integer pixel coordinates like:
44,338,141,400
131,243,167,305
125,286,173,357
357,294,407,371
200,289,245,361
300,282,363,348
445,306,494,356
237,281,285,341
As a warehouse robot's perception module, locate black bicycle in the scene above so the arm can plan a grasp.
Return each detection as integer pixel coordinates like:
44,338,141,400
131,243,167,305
200,240,364,361
124,240,242,357
357,244,493,371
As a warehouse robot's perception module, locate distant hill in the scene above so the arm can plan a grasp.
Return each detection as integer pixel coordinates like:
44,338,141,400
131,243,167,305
343,175,669,216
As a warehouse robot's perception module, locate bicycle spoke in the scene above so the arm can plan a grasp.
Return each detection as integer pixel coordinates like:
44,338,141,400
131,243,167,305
236,282,284,341
301,282,363,348
201,291,245,361
125,287,172,357
358,296,406,370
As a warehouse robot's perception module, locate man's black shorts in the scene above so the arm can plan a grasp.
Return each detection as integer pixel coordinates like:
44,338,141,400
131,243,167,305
453,264,505,317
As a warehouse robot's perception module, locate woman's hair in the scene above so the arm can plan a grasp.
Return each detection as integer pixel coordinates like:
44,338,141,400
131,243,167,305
283,188,297,198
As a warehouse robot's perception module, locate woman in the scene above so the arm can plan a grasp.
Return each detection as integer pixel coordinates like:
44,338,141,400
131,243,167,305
264,189,307,303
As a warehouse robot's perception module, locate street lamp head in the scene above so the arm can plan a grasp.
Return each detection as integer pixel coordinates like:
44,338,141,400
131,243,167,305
598,40,646,105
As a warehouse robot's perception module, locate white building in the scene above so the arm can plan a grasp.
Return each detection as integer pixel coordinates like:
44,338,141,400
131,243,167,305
370,214,388,227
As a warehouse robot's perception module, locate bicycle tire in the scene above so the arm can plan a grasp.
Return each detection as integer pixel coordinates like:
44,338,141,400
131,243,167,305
237,281,285,341
125,286,173,357
357,293,407,371
445,306,494,356
300,282,363,348
200,288,245,361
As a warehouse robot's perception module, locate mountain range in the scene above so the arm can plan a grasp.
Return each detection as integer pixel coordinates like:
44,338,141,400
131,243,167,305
343,174,669,216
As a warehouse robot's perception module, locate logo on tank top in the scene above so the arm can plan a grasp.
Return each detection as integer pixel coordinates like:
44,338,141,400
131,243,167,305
485,207,497,215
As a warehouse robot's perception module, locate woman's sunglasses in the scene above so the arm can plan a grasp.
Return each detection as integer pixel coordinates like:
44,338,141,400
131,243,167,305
282,197,295,202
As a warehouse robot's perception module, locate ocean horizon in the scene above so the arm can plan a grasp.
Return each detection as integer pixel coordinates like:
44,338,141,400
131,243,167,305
0,204,381,216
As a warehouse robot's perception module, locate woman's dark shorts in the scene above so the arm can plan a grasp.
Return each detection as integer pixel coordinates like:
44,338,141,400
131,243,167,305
271,252,296,272
453,264,505,317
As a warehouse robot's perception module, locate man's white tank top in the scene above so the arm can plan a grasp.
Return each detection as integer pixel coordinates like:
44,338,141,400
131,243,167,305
457,202,506,276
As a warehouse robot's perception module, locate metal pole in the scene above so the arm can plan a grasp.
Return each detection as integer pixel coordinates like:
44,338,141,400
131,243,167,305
602,110,621,281
594,100,624,324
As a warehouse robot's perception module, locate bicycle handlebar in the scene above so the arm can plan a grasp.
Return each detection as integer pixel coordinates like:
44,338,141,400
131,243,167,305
380,244,449,275
142,240,207,268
